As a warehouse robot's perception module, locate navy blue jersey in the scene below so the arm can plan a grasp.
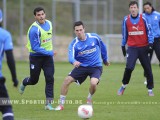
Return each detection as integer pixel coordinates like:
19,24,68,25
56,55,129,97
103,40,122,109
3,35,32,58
68,33,108,67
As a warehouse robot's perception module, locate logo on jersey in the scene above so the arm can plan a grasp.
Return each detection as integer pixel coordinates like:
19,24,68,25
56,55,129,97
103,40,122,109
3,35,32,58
78,47,82,50
47,32,52,35
132,26,139,31
92,42,95,46
42,38,52,44
78,47,96,55
129,31,144,35
154,16,158,20
31,64,35,69
129,25,144,35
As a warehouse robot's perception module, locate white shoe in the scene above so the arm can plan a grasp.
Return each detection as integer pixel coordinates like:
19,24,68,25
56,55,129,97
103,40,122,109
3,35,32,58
54,105,64,111
86,99,92,105
45,103,54,110
148,90,154,96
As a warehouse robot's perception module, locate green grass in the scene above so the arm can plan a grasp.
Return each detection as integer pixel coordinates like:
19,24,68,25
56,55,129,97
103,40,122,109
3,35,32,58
1,61,160,120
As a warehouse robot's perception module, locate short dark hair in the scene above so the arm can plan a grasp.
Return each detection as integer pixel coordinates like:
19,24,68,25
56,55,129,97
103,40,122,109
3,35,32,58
33,7,45,16
129,1,138,8
73,21,84,29
143,1,155,12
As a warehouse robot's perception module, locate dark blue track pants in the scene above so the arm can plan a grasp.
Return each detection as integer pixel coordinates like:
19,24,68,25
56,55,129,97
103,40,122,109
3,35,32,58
122,46,154,89
23,56,54,101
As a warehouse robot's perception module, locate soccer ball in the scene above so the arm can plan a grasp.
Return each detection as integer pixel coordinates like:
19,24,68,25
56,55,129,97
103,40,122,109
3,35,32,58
77,104,93,119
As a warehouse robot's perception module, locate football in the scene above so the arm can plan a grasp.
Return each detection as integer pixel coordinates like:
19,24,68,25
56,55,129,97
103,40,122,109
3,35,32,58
77,104,93,119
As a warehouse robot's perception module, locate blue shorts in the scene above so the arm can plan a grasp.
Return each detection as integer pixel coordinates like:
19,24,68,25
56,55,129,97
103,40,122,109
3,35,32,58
69,66,102,85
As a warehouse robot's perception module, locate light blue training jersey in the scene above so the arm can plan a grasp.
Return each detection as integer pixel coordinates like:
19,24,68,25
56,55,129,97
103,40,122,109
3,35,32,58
0,27,13,77
143,11,160,39
68,33,108,67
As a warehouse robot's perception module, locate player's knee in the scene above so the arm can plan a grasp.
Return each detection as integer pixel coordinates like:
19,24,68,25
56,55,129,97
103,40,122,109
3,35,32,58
0,77,6,84
90,79,98,87
31,80,38,85
63,76,73,85
125,68,133,74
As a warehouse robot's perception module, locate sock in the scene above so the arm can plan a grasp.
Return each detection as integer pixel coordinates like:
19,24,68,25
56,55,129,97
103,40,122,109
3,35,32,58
87,93,92,100
46,98,53,105
122,84,127,88
59,95,66,106
148,89,152,92
3,116,14,120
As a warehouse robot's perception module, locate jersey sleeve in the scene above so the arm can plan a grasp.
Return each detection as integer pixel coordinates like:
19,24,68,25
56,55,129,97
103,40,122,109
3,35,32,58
4,31,13,51
121,16,128,46
142,15,154,44
94,33,108,63
68,40,77,64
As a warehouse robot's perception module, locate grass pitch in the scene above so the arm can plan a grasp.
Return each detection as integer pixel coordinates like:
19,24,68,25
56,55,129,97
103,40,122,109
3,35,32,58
1,61,160,120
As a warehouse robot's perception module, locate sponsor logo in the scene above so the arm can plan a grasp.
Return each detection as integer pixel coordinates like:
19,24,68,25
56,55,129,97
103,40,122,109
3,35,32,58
78,47,96,55
129,31,144,35
132,26,139,31
42,38,52,43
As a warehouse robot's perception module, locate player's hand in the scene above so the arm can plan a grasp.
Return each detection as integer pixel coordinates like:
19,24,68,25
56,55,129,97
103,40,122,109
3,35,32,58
104,61,110,66
13,79,19,87
73,61,81,68
121,46,126,57
54,51,57,56
148,43,153,54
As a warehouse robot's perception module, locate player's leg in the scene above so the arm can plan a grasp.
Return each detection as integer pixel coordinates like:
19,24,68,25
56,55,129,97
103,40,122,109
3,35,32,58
55,67,87,111
87,67,102,105
117,47,137,95
154,38,160,66
139,46,154,96
55,76,75,110
144,44,154,85
19,56,42,94
43,56,54,110
1,106,14,120
0,77,14,120
87,78,99,105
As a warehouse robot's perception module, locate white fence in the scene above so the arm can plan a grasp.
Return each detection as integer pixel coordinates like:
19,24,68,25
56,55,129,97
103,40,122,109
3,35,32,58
103,34,159,64
12,34,159,64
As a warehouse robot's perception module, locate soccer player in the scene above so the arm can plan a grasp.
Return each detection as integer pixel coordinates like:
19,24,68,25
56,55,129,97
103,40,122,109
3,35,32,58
0,9,19,120
143,1,160,85
117,1,154,96
19,7,55,110
55,21,110,111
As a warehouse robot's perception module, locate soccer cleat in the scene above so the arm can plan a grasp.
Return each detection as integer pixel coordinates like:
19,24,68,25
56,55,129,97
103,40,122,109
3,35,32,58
19,83,25,94
45,103,55,110
148,91,154,96
117,86,125,95
54,105,64,111
86,99,92,105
